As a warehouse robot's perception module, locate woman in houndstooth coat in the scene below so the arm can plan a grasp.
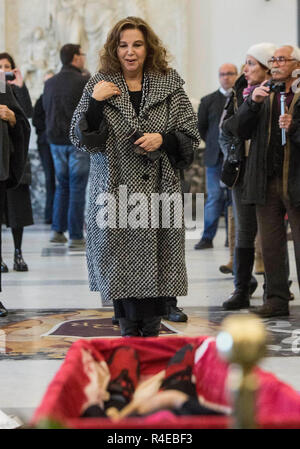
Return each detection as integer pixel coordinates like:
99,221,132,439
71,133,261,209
70,17,200,337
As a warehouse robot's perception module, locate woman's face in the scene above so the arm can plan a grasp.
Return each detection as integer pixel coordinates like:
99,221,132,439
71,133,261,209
244,55,268,85
117,28,147,77
0,58,12,72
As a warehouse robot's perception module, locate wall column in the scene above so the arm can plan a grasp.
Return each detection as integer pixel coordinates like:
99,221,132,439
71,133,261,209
0,0,5,51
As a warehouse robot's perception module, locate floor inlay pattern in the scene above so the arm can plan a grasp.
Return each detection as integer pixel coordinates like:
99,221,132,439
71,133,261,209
1,307,300,360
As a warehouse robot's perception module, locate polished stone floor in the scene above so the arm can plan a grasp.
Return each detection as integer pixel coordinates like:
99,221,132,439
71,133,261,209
0,223,300,425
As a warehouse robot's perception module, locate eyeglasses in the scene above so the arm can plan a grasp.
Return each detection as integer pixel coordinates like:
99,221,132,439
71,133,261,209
219,72,237,77
268,56,296,65
79,53,86,57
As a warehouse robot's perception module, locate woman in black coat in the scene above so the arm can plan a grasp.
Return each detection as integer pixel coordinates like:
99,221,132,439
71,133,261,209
0,82,31,315
0,52,34,273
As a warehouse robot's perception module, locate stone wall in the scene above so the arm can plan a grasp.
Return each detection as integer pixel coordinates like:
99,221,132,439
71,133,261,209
1,0,205,222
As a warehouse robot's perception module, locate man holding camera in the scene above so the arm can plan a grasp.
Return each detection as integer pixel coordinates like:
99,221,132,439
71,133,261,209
235,45,300,317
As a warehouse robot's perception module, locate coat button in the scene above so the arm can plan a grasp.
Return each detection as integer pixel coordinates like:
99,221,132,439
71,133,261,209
142,174,150,181
143,113,149,120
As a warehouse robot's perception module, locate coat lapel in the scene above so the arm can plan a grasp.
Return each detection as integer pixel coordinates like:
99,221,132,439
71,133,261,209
143,69,184,112
104,69,184,121
105,72,138,129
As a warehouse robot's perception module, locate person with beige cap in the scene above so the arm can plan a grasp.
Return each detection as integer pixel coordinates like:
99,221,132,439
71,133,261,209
231,44,300,317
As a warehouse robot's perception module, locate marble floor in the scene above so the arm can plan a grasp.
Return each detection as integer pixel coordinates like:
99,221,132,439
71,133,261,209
0,222,300,425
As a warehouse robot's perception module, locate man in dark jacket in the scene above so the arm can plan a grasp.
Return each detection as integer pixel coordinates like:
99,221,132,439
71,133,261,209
33,72,55,225
235,45,300,317
195,63,238,250
43,44,90,250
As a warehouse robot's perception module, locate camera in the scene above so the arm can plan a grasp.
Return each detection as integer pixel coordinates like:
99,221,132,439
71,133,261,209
5,72,16,81
127,129,147,155
265,79,285,93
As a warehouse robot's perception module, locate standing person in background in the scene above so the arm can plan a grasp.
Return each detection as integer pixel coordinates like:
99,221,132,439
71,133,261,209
221,43,276,311
195,63,238,250
233,45,300,318
70,17,200,337
43,44,90,250
33,71,56,225
0,53,34,273
0,82,31,315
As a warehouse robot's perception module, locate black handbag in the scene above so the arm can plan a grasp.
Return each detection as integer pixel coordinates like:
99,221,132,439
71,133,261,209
220,138,242,188
220,91,243,188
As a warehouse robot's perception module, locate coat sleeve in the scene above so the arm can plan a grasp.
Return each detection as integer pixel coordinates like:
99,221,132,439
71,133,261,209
5,85,31,188
197,96,209,141
12,83,33,119
163,87,200,169
171,87,201,150
69,76,108,154
235,96,262,140
288,101,300,145
222,94,238,136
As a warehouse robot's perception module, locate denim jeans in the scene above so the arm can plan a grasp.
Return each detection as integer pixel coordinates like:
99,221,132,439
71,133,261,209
50,144,90,239
202,160,227,241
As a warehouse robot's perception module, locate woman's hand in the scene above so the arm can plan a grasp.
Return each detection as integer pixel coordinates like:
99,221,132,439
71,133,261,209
0,105,16,127
92,81,121,101
134,133,163,152
252,80,270,103
7,68,24,88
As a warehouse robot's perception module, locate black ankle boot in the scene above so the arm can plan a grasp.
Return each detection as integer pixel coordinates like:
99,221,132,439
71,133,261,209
1,258,8,273
13,249,28,272
223,289,250,310
119,318,140,337
0,302,8,317
140,316,161,337
223,247,255,311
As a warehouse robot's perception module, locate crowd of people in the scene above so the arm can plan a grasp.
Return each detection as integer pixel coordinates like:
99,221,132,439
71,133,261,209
0,16,299,331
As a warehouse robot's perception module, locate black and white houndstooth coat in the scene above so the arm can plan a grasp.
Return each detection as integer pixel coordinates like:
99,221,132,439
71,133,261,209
70,68,200,303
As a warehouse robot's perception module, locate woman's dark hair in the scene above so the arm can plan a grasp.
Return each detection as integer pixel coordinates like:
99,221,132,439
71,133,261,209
0,52,16,69
60,44,81,66
99,16,170,74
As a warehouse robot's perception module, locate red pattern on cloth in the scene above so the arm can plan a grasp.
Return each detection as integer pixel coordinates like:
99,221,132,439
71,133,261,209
32,336,300,429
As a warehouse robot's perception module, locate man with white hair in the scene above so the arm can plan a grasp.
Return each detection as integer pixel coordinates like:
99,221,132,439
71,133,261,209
235,45,300,317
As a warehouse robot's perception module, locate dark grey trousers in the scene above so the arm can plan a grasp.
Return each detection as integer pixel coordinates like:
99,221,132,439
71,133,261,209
256,177,300,303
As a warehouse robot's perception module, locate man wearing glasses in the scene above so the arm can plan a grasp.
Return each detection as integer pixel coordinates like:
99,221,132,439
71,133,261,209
43,44,90,250
235,45,300,317
195,64,238,250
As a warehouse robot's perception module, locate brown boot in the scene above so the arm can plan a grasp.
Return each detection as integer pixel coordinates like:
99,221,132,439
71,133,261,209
252,299,289,318
219,205,235,275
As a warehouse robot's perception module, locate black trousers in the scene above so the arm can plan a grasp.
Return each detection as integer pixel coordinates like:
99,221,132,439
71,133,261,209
0,181,7,292
38,142,55,222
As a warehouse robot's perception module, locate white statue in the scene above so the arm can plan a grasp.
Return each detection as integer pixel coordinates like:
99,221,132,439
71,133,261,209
117,0,147,19
47,0,86,48
82,0,117,73
21,27,50,101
